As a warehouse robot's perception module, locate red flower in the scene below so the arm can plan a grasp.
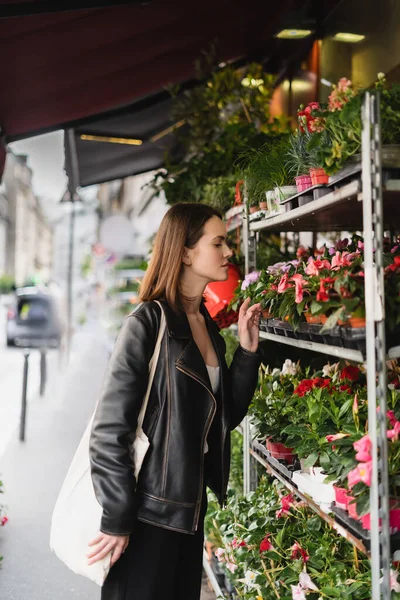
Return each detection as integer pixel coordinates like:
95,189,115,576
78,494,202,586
291,541,309,563
232,538,247,548
340,366,360,382
340,384,351,392
260,535,274,552
387,410,397,427
1,516,8,526
294,379,314,397
316,280,329,302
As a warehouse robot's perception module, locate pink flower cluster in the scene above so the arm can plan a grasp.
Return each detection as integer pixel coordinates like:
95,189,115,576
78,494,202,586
1,516,8,526
348,411,400,488
328,78,355,112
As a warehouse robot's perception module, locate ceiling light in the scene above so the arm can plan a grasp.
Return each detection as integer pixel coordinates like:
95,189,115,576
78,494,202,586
276,29,313,39
80,134,143,146
333,32,365,43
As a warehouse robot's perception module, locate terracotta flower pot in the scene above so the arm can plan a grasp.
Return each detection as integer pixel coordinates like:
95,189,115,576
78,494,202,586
249,205,259,214
310,167,329,186
259,201,268,210
295,174,313,192
266,438,296,464
348,316,366,328
304,312,323,324
262,309,271,318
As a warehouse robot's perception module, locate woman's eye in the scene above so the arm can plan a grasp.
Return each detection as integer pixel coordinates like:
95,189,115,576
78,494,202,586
214,244,222,247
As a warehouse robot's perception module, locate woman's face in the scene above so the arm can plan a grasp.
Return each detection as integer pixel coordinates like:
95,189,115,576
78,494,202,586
184,216,233,283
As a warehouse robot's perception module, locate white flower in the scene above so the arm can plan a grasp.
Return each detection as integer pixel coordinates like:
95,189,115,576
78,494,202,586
281,359,299,376
299,571,319,591
291,584,306,600
377,72,386,81
322,362,339,377
244,570,258,587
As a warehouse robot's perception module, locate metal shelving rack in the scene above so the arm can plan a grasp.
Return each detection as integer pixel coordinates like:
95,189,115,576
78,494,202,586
237,92,392,598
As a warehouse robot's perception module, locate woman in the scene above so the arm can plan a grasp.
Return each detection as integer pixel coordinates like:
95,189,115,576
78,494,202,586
88,203,261,600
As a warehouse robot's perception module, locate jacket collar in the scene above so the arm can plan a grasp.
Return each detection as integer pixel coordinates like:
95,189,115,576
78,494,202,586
159,300,224,396
159,299,214,340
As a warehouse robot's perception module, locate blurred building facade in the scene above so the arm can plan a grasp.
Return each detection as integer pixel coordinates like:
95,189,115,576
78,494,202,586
1,151,53,285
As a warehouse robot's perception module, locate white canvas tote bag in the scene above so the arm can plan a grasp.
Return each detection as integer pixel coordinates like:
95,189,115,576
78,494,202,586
50,303,166,586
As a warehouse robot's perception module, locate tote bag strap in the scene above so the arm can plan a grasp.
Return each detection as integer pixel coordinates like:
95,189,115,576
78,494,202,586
136,301,166,430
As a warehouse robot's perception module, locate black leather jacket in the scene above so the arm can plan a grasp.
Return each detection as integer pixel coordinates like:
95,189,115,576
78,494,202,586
89,300,261,536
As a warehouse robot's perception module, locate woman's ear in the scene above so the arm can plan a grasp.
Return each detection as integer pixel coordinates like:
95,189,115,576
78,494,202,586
182,247,192,266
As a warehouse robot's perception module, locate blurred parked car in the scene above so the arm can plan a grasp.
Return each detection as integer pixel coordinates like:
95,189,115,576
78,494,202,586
6,287,62,348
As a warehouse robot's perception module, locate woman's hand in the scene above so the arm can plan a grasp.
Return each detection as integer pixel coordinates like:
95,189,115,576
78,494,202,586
87,532,130,567
237,297,261,353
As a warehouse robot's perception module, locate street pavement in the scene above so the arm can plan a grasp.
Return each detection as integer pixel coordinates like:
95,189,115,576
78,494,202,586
0,314,215,600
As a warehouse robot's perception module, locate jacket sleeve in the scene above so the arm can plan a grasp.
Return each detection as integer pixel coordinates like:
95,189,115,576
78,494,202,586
89,311,156,535
228,345,261,430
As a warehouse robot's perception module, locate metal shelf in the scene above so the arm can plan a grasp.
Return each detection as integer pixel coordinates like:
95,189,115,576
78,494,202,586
250,180,361,233
258,330,364,362
248,181,400,233
249,443,369,556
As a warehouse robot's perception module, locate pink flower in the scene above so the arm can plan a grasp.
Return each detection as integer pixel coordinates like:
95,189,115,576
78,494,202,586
291,584,306,600
326,433,350,443
387,421,400,441
215,548,225,561
291,274,305,304
226,561,238,573
331,251,353,270
1,516,8,526
305,258,330,276
358,241,364,251
390,569,400,592
348,461,373,488
260,535,274,552
353,434,372,462
291,542,309,563
299,571,319,591
278,273,291,293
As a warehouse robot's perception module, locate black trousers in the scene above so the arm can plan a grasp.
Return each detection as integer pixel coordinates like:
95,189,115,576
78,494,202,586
101,491,208,600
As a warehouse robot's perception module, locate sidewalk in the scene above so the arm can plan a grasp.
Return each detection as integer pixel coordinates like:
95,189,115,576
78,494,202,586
0,322,108,599
0,319,215,599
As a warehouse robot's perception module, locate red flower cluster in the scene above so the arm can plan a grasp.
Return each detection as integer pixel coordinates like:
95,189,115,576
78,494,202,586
294,377,331,397
297,102,325,133
386,256,400,274
340,366,360,382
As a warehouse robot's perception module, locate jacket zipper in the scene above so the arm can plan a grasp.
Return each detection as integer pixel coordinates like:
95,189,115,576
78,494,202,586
176,365,217,531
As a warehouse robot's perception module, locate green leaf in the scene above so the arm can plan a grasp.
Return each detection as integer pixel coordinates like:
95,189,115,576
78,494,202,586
320,586,342,597
303,452,319,469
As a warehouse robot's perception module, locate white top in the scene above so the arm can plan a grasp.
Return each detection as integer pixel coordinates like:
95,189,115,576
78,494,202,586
204,365,220,454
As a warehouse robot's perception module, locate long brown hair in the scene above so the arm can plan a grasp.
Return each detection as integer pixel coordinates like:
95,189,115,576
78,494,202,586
139,203,222,312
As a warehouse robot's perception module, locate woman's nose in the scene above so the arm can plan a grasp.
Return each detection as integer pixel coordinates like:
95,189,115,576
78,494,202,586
224,245,233,258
